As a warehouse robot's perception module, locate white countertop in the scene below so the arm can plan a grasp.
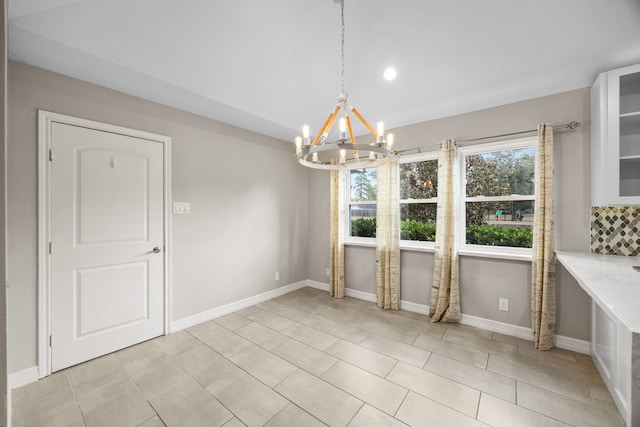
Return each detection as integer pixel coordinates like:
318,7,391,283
556,251,640,333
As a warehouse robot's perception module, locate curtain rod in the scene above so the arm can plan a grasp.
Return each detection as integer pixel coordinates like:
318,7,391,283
396,121,580,156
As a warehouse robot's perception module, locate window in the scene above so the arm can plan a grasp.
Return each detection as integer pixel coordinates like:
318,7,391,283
400,153,438,244
460,137,536,253
348,168,377,238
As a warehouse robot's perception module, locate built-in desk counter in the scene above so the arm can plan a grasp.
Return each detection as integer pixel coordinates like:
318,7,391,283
557,251,639,427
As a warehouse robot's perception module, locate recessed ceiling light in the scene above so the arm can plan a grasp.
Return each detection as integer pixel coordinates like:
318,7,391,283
383,67,397,81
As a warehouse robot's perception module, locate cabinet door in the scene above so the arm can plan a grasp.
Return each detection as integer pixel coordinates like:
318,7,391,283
605,64,640,204
591,301,632,425
592,301,616,384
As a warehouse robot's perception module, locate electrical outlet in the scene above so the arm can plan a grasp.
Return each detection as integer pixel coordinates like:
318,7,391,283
274,272,280,281
498,298,509,312
325,268,331,277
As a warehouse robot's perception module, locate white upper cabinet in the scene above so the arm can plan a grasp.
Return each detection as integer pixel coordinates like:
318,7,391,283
591,63,640,206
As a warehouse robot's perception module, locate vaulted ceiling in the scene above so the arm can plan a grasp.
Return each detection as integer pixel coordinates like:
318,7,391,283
8,0,640,142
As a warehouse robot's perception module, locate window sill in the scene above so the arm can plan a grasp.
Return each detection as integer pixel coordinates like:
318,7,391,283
344,239,436,253
344,239,375,248
344,241,530,260
458,248,532,262
400,241,436,253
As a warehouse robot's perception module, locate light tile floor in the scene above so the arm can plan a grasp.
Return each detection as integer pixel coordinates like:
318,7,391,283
11,287,625,427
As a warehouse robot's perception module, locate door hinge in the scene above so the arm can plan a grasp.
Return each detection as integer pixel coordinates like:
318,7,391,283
49,242,52,254
49,335,52,347
49,149,53,162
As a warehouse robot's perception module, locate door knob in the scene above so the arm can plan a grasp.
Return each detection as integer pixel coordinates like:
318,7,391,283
152,247,161,253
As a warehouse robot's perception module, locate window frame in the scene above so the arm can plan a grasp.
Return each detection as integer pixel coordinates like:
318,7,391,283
399,151,438,251
458,136,537,260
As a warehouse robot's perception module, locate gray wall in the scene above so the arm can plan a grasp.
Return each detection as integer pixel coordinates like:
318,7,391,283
6,59,594,377
306,169,331,282
7,61,309,374
307,88,592,341
1,0,8,421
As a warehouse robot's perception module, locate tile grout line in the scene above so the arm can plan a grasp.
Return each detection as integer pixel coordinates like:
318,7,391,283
344,401,366,427
113,350,168,426
180,327,268,426
421,350,432,369
184,294,584,427
474,391,482,420
12,287,618,427
382,363,488,422
185,322,350,426
63,370,89,427
392,389,411,419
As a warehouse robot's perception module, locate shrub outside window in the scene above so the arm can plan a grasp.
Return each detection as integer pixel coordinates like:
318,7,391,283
460,137,536,253
348,168,377,238
400,153,438,244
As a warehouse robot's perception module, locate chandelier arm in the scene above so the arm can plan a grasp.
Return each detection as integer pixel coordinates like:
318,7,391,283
345,116,358,156
321,110,340,144
350,107,379,138
312,106,340,146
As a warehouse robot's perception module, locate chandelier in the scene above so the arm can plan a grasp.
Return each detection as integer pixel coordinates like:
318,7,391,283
294,0,394,170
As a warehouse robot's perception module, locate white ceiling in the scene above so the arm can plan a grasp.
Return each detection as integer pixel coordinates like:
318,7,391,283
8,0,640,142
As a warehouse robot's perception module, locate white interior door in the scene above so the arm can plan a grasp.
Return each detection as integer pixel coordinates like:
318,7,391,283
50,122,165,371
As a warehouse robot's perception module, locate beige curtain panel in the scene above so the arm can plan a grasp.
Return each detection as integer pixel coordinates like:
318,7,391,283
330,167,346,298
430,139,460,323
531,124,556,350
376,155,400,310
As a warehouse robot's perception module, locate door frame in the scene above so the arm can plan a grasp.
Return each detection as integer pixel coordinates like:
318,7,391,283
37,110,172,378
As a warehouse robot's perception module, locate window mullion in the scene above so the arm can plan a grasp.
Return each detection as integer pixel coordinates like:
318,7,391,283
349,200,378,205
465,195,535,202
399,198,437,204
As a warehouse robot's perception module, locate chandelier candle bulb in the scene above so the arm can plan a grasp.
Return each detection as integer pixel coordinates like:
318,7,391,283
339,117,347,140
376,122,384,143
302,125,311,145
340,149,346,163
295,136,302,154
312,152,318,162
387,133,394,149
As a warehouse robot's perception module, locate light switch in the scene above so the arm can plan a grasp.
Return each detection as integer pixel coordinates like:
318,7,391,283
173,202,190,214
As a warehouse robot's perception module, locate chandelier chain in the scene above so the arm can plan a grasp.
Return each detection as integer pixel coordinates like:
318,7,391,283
341,0,345,96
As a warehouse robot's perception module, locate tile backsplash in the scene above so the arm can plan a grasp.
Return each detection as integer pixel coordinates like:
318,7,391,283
591,206,640,256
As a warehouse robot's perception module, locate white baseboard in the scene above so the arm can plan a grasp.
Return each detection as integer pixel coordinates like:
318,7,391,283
305,280,330,292
459,313,534,341
399,300,430,315
310,282,431,315
345,288,377,303
171,280,309,332
322,285,590,355
9,366,39,389
554,334,590,354
459,313,590,354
